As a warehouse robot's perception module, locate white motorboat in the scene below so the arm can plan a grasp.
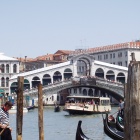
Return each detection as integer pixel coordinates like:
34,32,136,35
9,106,28,114
64,96,111,115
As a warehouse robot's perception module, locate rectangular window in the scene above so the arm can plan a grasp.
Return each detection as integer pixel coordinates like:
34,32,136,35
100,55,102,60
118,62,122,66
113,53,115,58
74,88,77,93
118,52,122,57
125,51,127,57
98,55,100,60
125,61,127,67
110,54,112,59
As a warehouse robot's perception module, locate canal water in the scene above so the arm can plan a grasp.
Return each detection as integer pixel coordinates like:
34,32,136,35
9,107,118,140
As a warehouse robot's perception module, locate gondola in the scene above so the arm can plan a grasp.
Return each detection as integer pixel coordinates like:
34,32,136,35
27,105,35,111
102,113,124,140
76,120,92,140
116,112,124,132
54,105,60,112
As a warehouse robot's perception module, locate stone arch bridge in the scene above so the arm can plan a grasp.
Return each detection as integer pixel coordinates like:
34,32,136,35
23,77,124,101
9,54,127,101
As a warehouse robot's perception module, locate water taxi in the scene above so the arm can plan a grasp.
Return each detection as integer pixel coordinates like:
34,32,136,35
63,96,111,115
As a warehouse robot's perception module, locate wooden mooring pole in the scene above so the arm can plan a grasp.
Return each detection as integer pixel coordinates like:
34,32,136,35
38,83,44,140
124,53,140,140
16,76,24,140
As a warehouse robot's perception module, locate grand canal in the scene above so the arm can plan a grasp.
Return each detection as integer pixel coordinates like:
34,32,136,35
9,106,118,140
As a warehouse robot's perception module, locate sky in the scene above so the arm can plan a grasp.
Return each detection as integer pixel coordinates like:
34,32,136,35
0,0,140,58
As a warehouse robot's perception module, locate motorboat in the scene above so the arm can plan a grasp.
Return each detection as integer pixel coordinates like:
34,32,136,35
9,106,28,114
102,113,124,140
64,96,111,115
116,112,124,132
76,120,92,140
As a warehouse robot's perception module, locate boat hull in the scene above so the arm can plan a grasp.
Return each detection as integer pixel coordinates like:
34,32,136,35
54,106,60,112
103,113,124,140
116,112,124,132
64,109,110,115
76,120,92,140
9,106,28,114
27,106,35,111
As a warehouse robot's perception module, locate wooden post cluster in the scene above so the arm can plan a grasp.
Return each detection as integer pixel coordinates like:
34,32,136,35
124,56,140,139
38,83,44,140
16,76,24,140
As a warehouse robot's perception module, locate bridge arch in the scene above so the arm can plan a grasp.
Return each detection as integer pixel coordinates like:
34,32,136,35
66,85,123,101
24,79,30,90
32,76,41,88
95,68,104,78
71,54,94,77
106,70,115,81
42,74,51,86
10,82,18,93
53,71,62,83
116,72,125,83
64,68,72,80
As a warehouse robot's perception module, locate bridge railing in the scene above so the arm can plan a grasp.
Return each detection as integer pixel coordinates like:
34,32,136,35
23,76,124,96
23,79,72,95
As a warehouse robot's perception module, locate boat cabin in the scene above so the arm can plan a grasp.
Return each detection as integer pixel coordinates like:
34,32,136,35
64,96,111,114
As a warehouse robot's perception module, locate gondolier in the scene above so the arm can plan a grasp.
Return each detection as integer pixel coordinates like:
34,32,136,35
0,101,13,140
118,99,124,118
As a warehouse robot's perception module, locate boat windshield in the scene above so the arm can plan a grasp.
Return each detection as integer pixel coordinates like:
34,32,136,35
100,99,110,106
66,96,110,106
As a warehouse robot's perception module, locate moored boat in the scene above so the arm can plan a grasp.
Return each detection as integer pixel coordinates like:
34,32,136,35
64,96,111,115
116,112,124,132
102,113,124,140
76,120,92,140
9,106,28,114
54,105,60,112
27,105,35,111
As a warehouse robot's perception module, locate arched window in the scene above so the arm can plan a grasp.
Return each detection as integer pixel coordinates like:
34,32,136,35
6,64,9,73
6,77,9,87
1,77,5,87
13,64,17,73
88,89,93,96
83,89,87,96
1,64,5,73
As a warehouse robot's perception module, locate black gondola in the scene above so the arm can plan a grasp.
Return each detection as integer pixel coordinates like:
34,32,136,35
54,105,60,112
116,112,124,132
76,120,92,140
102,113,124,140
27,105,35,111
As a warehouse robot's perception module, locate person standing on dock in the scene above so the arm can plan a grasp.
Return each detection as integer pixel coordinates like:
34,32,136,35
0,101,13,140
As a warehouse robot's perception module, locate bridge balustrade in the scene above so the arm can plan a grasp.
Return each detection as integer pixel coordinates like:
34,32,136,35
23,76,124,98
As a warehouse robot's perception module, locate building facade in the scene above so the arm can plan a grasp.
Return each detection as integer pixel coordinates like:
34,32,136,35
69,40,140,67
0,53,19,100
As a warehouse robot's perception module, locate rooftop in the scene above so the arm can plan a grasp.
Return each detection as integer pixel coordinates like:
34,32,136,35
0,53,18,61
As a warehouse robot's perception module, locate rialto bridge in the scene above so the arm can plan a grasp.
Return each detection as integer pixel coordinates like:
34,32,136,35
9,54,128,104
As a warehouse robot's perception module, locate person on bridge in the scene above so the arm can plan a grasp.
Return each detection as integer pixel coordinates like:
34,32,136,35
0,101,13,140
